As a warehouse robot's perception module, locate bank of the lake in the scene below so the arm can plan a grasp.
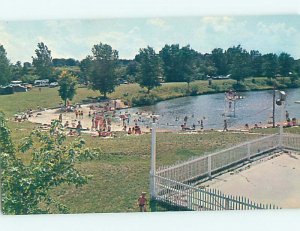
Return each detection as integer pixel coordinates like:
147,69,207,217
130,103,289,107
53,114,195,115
0,77,298,118
111,77,299,107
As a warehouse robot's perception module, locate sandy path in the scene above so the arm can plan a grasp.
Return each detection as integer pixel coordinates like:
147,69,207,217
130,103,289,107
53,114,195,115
199,152,300,208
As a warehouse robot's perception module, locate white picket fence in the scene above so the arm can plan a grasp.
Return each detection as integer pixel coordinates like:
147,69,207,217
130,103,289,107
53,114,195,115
282,133,300,151
156,134,279,183
152,133,300,210
154,175,280,210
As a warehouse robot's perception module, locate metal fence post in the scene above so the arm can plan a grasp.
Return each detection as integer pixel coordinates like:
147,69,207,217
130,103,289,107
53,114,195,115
208,155,212,178
187,186,193,210
150,123,157,199
225,198,230,210
279,94,285,149
247,143,251,161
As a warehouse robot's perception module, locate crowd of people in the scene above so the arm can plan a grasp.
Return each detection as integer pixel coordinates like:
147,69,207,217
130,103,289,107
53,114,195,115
58,100,147,137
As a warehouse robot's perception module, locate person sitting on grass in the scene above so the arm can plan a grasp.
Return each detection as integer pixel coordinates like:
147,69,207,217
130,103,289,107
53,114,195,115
128,127,132,135
68,129,76,136
64,121,69,128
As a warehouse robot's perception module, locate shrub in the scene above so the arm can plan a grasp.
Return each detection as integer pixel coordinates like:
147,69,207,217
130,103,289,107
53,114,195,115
232,82,247,91
189,85,199,96
210,83,221,92
132,94,162,106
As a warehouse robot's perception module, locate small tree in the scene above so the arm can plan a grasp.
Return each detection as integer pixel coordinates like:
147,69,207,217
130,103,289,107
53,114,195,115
0,112,97,214
58,70,77,106
90,43,119,98
135,46,162,93
32,42,53,80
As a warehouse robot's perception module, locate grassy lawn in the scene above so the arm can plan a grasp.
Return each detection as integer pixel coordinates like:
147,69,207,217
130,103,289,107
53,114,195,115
49,131,265,213
1,79,299,213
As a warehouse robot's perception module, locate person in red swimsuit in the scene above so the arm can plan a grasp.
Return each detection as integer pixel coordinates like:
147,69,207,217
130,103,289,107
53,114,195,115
137,192,147,212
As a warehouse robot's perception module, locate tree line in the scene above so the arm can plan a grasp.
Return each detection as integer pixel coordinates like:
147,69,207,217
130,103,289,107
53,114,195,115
1,42,300,97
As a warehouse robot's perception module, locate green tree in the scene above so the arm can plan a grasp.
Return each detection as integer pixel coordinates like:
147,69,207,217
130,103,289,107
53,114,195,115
90,43,119,98
199,53,217,78
159,44,181,82
58,70,77,106
227,45,251,85
79,55,93,84
126,60,138,82
262,53,278,78
32,42,53,80
135,46,162,93
250,50,263,77
159,44,198,86
179,45,198,91
0,112,97,214
11,61,23,81
0,44,12,85
278,52,294,76
211,48,228,76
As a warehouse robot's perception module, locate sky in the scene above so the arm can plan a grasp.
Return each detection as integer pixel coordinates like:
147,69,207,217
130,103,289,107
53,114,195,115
0,15,300,63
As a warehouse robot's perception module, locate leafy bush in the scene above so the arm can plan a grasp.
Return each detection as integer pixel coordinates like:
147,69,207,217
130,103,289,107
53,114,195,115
132,93,162,106
210,83,221,92
0,116,97,215
189,85,199,96
232,82,247,91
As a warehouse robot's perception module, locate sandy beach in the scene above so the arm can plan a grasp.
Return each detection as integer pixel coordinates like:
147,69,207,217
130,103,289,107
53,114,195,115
26,100,165,135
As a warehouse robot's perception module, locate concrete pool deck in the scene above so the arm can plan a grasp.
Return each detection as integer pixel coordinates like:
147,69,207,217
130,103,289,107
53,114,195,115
199,151,300,208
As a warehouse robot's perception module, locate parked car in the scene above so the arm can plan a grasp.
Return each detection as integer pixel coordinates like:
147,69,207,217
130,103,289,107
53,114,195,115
49,82,59,87
34,79,49,87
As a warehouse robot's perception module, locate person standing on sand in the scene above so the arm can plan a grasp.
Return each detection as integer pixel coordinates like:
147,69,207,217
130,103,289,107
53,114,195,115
223,119,228,132
137,192,147,212
58,114,63,123
76,121,82,136
286,110,289,121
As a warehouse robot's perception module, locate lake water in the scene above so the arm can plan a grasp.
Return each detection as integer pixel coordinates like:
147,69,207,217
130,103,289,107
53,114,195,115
120,89,300,130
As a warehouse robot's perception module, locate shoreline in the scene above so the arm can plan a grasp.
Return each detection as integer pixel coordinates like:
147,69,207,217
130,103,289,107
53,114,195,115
128,84,299,108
